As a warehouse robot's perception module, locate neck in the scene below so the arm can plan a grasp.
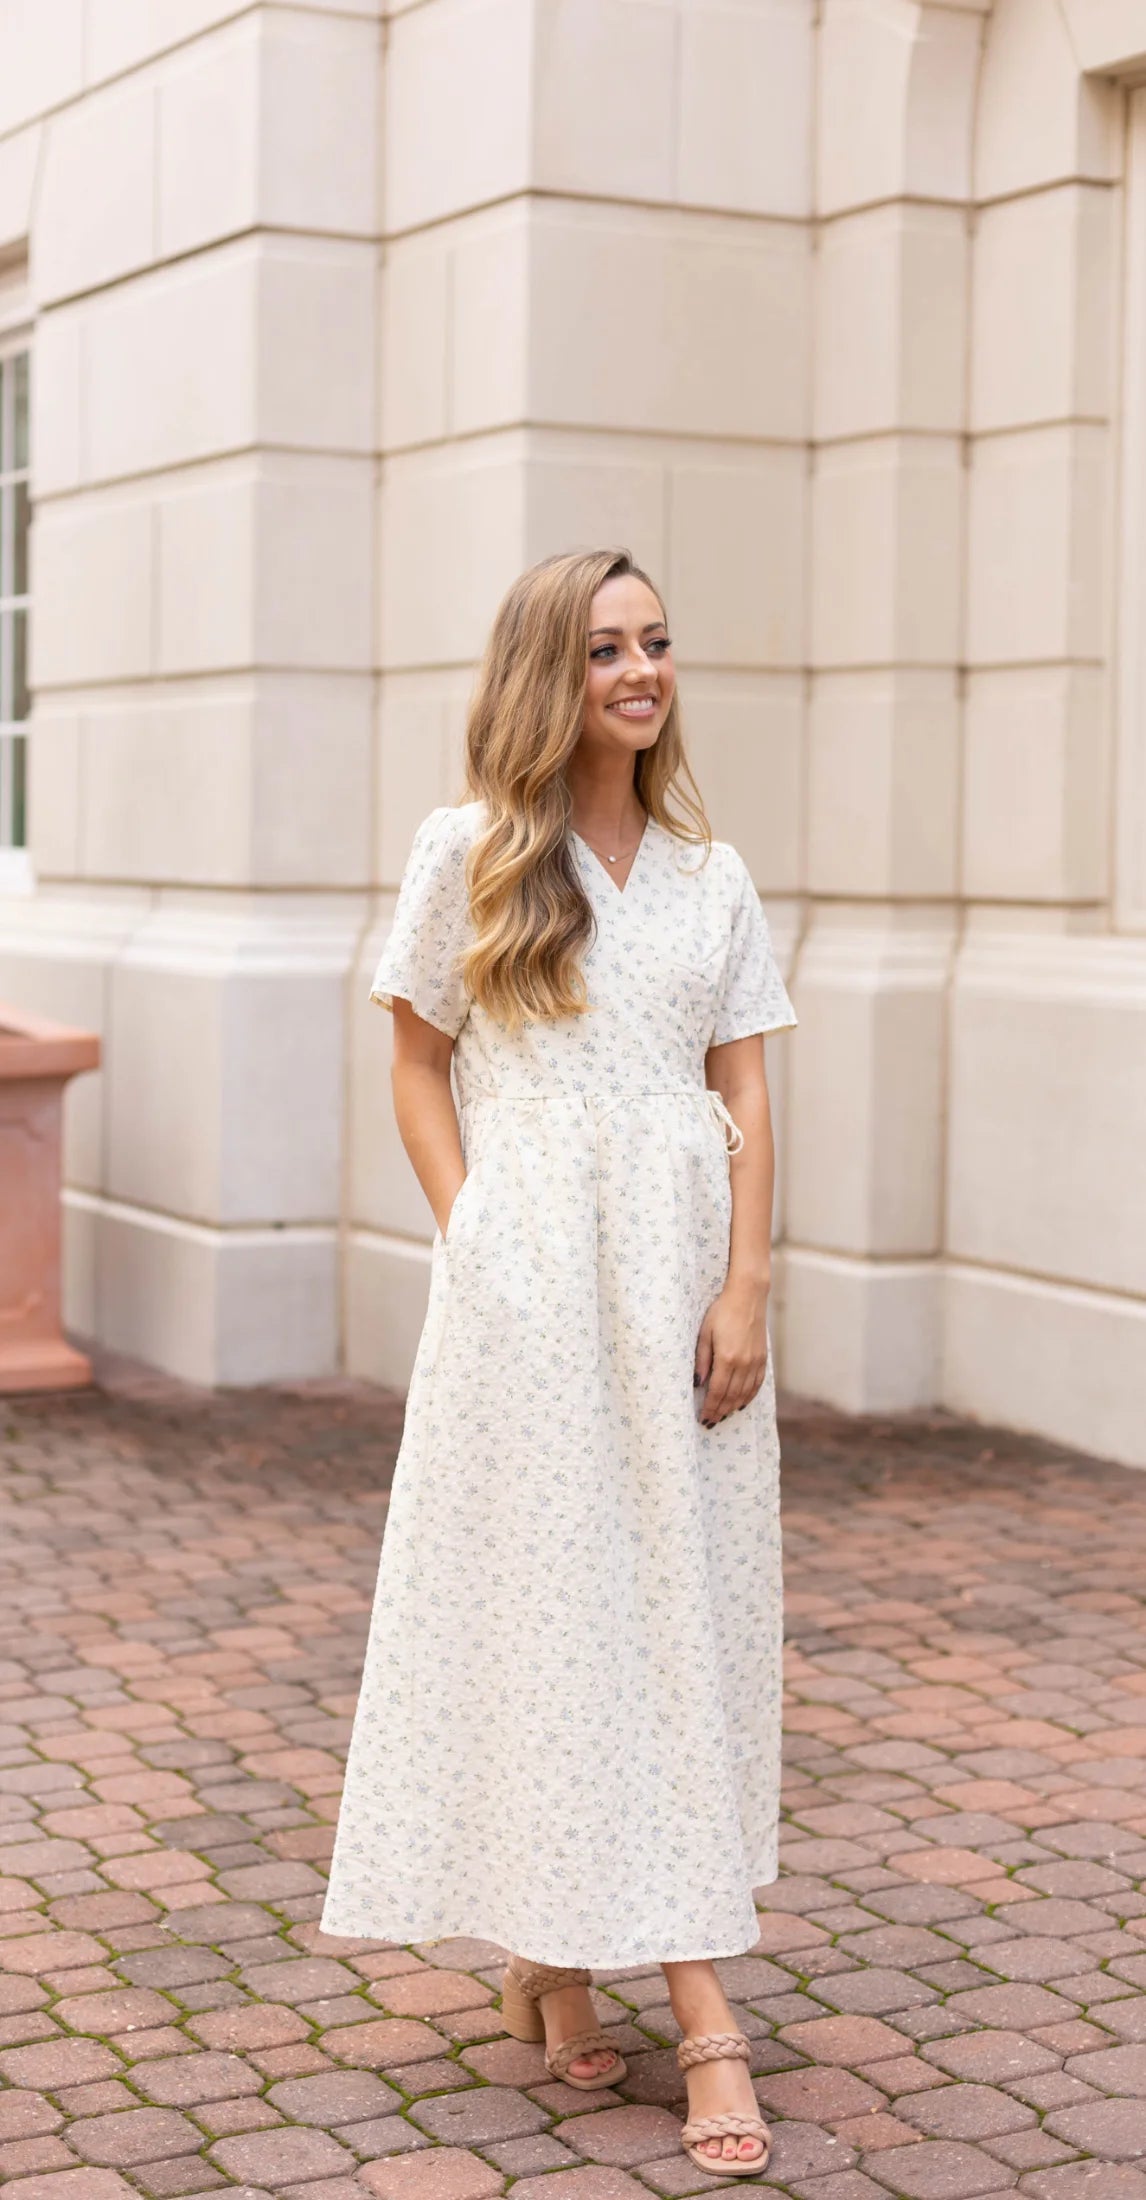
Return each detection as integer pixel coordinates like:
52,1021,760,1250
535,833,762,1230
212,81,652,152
565,756,646,846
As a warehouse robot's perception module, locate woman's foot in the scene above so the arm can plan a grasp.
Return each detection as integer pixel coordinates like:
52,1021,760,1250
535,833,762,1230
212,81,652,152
663,1961,767,2166
534,1979,621,2085
679,2047,766,2165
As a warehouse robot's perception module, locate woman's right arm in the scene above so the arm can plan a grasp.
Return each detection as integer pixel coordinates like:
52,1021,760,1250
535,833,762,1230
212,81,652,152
390,997,466,1239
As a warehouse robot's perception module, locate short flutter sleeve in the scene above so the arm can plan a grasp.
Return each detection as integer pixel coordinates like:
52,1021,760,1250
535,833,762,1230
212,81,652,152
369,807,472,1040
711,851,797,1047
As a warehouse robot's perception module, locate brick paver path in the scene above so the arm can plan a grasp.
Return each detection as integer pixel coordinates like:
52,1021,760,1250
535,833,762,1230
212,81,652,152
3,1367,1146,2200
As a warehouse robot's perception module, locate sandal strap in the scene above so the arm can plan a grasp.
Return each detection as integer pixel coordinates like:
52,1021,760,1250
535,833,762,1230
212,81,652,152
510,1960,593,1999
547,2029,622,2080
681,2114,770,2147
677,2032,752,2071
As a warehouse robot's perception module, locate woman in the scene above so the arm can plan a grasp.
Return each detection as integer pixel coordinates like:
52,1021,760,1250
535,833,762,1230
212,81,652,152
323,549,797,2175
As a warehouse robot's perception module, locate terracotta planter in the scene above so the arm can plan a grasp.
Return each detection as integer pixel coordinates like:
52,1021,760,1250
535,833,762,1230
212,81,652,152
0,1004,101,1392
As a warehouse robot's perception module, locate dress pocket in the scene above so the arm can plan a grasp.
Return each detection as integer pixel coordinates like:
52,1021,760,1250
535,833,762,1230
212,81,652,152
443,1165,479,1249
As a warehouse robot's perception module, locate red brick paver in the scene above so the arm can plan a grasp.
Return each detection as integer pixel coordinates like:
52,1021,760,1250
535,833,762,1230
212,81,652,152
2,1367,1146,2196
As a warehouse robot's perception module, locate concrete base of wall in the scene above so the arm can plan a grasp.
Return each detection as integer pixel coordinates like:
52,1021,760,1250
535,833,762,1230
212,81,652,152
781,1246,942,1413
943,1261,1146,1473
343,1227,433,1391
63,1191,339,1387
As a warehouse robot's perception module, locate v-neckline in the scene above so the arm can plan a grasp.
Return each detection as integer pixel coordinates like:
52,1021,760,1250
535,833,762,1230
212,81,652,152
571,817,652,901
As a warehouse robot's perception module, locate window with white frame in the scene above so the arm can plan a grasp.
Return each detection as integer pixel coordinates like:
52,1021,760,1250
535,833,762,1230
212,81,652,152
0,343,29,855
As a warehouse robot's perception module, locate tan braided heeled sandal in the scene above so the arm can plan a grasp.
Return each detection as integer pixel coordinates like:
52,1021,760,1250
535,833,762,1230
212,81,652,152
501,1958,627,2091
677,2032,772,2178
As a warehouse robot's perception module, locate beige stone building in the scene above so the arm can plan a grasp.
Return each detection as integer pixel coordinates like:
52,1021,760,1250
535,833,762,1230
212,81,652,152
0,0,1144,1464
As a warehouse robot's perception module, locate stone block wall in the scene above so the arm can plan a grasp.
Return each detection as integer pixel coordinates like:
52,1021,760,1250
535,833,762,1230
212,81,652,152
0,3,381,1383
0,0,1143,1464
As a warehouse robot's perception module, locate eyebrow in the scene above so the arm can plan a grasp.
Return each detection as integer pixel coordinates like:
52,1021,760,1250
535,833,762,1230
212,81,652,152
589,622,668,638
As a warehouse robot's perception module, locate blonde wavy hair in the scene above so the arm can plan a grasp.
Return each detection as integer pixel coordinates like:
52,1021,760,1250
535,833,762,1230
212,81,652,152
460,549,711,1029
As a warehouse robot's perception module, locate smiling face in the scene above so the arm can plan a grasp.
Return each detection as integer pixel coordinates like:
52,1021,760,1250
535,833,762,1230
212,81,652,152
580,573,676,763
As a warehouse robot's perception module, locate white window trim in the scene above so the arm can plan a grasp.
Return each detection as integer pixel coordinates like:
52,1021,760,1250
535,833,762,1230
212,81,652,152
0,846,32,893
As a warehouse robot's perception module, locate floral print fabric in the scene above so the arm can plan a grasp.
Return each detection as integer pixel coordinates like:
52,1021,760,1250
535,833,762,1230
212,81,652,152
321,803,797,1966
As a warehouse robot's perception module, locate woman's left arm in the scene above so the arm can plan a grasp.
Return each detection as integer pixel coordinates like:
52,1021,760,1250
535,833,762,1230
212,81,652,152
695,1033,775,1427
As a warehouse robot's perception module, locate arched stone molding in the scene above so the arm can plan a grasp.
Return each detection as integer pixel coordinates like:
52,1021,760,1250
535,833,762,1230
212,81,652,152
1057,0,1146,73
974,0,1120,201
816,0,985,217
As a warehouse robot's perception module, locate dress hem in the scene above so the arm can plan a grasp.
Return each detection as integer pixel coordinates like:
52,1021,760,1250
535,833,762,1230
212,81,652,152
317,1908,768,1970
318,1860,777,1970
710,1012,798,1046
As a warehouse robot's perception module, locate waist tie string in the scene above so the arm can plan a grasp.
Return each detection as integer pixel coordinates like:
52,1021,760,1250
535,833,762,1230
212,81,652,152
464,1086,746,1154
706,1090,744,1156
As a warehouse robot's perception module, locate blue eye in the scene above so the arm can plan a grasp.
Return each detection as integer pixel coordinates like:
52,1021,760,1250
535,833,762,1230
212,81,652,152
589,637,672,661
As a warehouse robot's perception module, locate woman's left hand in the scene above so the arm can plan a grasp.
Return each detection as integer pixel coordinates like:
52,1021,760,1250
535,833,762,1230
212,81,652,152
694,1278,770,1428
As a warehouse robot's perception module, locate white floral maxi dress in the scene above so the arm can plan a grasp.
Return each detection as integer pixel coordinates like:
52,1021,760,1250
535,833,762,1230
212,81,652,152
321,803,798,1967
